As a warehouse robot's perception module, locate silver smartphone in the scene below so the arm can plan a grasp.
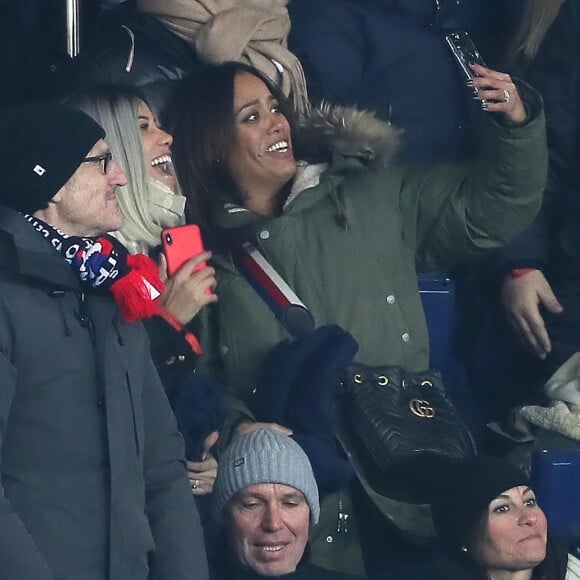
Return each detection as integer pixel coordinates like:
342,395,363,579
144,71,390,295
445,31,487,81
445,31,488,106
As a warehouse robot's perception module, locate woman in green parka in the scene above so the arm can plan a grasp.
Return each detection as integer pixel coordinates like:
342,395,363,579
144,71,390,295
167,62,547,578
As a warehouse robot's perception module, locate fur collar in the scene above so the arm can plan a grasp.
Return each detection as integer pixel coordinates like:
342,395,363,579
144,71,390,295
296,103,402,169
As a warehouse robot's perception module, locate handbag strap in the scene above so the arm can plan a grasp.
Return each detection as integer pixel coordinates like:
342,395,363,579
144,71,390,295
232,241,315,338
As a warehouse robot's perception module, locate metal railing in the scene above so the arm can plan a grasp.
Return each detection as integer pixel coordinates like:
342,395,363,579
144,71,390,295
66,0,81,58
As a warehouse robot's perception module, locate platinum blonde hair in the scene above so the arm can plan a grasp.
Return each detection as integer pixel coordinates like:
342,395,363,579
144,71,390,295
68,87,183,253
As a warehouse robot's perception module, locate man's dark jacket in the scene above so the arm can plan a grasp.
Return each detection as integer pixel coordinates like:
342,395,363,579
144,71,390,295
0,206,209,579
210,546,358,580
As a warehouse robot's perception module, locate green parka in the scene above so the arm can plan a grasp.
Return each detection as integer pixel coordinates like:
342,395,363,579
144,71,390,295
199,93,548,576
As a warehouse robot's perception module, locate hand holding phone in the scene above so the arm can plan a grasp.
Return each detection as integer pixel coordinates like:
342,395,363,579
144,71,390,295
162,224,207,278
445,31,487,82
159,225,217,323
445,31,489,106
445,32,525,121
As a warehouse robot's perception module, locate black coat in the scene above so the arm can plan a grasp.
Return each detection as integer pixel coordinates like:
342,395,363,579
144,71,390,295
210,547,359,580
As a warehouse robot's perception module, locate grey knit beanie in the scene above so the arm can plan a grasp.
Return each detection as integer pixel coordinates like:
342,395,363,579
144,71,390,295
214,428,320,524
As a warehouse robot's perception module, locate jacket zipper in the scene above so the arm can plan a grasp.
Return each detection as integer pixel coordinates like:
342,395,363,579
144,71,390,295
77,291,96,344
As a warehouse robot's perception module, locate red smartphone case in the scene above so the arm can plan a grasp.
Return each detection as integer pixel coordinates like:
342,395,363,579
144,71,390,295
161,224,206,277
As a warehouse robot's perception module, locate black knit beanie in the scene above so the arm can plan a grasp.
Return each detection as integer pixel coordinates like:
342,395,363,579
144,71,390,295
0,103,105,214
429,456,531,551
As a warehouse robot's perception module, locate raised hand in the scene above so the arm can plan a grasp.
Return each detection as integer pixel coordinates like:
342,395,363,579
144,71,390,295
501,269,563,358
158,251,217,324
469,63,527,125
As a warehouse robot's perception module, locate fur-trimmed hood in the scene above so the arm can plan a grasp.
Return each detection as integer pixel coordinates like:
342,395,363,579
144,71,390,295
295,103,402,169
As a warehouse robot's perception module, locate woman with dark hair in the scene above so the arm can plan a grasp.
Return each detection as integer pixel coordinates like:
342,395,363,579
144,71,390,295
166,61,547,578
429,456,579,579
166,63,298,235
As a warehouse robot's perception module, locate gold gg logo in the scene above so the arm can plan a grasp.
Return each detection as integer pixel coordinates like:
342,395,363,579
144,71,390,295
409,399,435,418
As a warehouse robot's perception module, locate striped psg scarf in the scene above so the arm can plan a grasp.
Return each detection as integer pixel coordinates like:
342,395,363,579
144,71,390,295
24,214,163,323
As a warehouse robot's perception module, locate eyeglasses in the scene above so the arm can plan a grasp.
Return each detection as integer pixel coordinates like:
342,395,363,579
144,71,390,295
82,151,113,174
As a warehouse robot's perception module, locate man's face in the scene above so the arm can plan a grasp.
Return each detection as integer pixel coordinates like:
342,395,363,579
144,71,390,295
225,483,310,576
43,139,127,237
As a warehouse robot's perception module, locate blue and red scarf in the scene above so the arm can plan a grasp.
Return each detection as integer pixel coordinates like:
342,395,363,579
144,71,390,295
25,214,162,321
24,215,201,354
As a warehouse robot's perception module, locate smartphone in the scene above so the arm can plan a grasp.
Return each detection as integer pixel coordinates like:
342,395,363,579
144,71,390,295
161,224,207,277
445,31,487,81
444,31,488,105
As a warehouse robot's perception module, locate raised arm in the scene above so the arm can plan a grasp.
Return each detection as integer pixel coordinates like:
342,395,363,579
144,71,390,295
397,71,547,274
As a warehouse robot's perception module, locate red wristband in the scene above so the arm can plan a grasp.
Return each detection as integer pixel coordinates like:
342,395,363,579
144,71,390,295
510,268,537,279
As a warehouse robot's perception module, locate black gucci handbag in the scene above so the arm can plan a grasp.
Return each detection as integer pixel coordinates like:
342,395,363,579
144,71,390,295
341,364,477,503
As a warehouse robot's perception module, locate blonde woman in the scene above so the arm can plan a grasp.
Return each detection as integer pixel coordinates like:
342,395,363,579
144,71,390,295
68,86,220,505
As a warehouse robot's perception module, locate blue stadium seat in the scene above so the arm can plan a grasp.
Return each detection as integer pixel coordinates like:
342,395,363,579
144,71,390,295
419,274,455,370
532,450,580,546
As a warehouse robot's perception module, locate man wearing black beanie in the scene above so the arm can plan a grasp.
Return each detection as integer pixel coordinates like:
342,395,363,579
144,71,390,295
0,103,208,579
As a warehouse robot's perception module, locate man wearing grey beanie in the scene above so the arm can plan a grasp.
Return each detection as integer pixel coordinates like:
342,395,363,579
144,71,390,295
211,428,358,579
